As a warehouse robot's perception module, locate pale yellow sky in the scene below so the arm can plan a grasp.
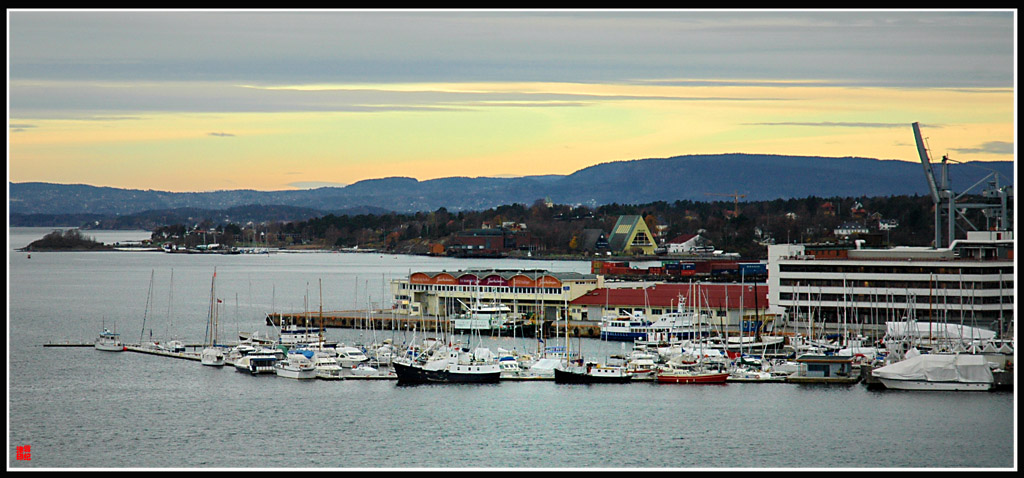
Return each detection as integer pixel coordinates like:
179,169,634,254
9,80,1014,192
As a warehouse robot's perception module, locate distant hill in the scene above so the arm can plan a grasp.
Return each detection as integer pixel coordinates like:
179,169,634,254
9,154,1014,221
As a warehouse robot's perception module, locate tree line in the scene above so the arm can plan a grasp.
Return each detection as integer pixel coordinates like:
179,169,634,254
145,194,978,259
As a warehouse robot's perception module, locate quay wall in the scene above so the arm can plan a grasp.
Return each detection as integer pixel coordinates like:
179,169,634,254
267,311,603,338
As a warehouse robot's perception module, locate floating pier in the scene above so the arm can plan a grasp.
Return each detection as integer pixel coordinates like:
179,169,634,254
124,345,202,361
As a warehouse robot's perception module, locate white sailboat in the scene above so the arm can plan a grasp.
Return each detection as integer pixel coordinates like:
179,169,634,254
200,269,226,367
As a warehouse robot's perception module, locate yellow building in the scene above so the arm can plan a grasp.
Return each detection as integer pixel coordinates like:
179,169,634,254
608,215,657,255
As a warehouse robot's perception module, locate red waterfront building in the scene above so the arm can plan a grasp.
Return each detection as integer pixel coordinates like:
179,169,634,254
569,282,773,333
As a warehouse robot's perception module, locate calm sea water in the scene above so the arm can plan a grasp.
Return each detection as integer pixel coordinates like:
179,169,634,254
7,228,1017,469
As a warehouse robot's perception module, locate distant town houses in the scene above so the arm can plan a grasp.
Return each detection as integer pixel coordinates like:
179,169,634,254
833,221,870,237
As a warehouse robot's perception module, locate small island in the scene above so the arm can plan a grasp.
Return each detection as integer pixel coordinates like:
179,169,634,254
19,229,114,252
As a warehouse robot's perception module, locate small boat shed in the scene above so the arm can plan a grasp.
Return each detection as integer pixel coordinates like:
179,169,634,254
788,354,858,383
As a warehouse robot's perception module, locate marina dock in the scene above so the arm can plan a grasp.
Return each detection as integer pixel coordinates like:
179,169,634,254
54,334,1012,389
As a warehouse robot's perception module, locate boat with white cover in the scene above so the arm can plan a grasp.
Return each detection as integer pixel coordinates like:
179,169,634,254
871,351,994,391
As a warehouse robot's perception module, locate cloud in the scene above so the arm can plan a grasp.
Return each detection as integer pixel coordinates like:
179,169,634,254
9,123,36,132
208,132,235,137
288,181,348,189
8,11,1014,88
951,141,1014,155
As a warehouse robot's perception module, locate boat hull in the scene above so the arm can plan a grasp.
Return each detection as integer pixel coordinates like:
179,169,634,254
95,343,124,352
656,372,730,384
599,331,645,341
234,356,277,375
553,367,634,384
275,367,317,379
877,378,992,391
393,361,500,384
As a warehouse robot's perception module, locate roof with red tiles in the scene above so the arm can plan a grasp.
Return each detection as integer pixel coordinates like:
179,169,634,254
571,282,767,310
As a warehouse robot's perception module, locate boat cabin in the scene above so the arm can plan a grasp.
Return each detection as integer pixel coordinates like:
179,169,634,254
794,354,854,378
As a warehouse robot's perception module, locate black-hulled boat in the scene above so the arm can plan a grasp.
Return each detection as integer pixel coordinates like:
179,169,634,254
553,360,634,384
392,346,501,384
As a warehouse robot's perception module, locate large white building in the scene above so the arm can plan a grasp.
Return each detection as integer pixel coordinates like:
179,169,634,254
767,231,1014,337
391,268,602,320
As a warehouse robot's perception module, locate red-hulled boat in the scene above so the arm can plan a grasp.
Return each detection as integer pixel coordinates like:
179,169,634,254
655,362,729,384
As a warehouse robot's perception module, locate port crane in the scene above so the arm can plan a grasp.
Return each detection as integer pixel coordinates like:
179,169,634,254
705,191,746,217
912,122,1013,248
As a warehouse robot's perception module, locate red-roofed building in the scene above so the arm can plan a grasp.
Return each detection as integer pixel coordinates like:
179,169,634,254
569,282,772,332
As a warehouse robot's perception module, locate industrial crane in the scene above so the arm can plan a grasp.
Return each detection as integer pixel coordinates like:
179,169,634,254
705,191,746,217
912,122,1013,248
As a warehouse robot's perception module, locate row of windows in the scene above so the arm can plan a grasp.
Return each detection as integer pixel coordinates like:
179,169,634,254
780,264,1013,275
400,283,565,295
779,292,1013,306
780,278,1013,290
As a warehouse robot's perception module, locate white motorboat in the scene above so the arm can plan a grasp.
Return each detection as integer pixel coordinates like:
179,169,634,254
336,346,370,368
349,362,381,377
451,300,515,334
94,328,124,352
234,349,279,375
161,340,187,354
313,353,344,380
275,351,317,380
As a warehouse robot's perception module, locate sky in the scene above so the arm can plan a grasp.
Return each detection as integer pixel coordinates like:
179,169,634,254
7,9,1017,192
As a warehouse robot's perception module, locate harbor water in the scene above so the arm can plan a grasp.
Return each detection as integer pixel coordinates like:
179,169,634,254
7,228,1016,469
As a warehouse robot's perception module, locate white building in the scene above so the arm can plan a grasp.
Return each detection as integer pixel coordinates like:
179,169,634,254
391,268,602,320
767,231,1014,337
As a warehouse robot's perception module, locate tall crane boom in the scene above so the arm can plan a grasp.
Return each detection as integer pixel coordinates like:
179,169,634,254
912,122,942,204
705,191,746,217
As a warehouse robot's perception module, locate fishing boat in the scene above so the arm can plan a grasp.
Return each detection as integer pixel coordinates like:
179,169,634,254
392,341,501,384
274,351,318,380
554,359,634,383
94,328,124,352
555,305,634,383
871,351,994,391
